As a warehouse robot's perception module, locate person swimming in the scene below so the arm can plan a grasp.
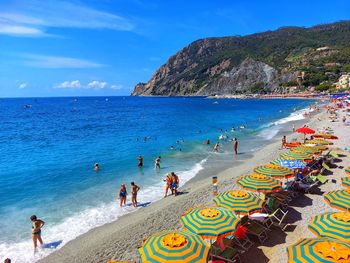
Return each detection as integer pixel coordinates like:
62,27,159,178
94,163,100,172
137,155,143,167
119,184,127,207
30,215,45,253
130,182,140,207
213,142,219,152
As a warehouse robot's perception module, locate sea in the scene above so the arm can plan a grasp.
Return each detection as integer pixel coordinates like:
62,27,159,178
0,96,314,262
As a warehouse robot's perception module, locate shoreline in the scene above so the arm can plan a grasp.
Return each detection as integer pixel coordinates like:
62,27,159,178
39,107,324,263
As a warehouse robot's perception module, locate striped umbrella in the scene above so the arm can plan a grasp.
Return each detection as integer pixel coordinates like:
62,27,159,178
300,144,328,151
138,230,210,263
346,167,350,175
254,164,294,179
287,238,350,263
270,159,306,169
280,151,313,161
313,134,338,140
180,207,240,240
291,146,320,154
307,139,333,145
237,173,282,193
324,189,350,211
309,212,350,243
342,177,350,188
213,190,264,215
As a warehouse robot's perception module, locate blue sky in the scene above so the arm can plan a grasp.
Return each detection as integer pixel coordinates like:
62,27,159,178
0,0,349,97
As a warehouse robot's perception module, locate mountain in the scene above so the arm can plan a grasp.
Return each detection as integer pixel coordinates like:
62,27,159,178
132,21,350,96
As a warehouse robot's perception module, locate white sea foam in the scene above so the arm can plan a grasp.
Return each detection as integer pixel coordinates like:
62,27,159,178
0,159,206,263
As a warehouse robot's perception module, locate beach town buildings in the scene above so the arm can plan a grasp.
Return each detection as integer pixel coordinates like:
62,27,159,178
336,73,350,89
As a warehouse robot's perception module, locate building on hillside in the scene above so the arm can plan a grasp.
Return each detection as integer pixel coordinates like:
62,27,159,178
336,73,350,89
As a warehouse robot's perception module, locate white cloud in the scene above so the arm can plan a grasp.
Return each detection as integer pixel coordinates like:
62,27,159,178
110,84,123,90
56,80,81,89
18,82,27,89
0,0,135,37
22,54,105,68
88,80,108,89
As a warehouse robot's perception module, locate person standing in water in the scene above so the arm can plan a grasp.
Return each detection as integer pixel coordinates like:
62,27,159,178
130,182,140,207
213,142,219,152
94,163,100,172
233,138,238,155
155,156,161,170
137,155,143,168
30,215,45,253
119,184,127,207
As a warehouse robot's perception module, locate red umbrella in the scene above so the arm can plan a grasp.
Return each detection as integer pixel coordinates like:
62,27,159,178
295,127,315,134
295,127,315,142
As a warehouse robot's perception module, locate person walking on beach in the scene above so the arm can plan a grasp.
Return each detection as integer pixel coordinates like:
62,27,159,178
281,135,286,149
233,138,238,155
155,156,161,170
130,182,140,207
30,215,45,253
119,184,127,207
213,142,219,152
164,173,172,197
137,155,143,168
171,172,179,196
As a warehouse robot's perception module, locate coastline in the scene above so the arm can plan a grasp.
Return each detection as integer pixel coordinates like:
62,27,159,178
39,107,325,263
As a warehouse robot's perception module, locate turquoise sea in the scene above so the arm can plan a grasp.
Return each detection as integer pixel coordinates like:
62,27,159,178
0,97,313,262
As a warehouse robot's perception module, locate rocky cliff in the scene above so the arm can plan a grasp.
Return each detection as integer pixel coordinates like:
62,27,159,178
132,21,350,96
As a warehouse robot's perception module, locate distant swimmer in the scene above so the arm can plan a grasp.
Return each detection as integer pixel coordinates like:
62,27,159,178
233,138,238,155
130,182,140,207
213,142,219,152
204,139,210,145
30,215,45,253
144,137,147,142
94,163,100,172
239,125,246,129
170,146,175,150
119,184,127,207
155,156,161,170
137,155,143,167
231,127,235,133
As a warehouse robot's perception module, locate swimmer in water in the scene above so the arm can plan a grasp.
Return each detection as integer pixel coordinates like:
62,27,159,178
170,146,174,150
155,156,161,170
204,139,210,145
213,142,219,152
94,163,100,172
231,127,235,133
137,155,143,167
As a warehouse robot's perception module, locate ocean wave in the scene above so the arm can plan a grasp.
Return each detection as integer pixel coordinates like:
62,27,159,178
0,159,206,263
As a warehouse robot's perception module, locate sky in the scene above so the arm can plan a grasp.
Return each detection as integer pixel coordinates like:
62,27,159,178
0,0,349,97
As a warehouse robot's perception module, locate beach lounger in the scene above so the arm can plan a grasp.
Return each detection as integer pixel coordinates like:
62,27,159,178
316,174,328,184
240,215,269,244
320,162,332,175
211,244,242,263
221,236,253,252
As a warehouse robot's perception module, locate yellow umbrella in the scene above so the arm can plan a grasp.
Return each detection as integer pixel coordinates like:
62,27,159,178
324,189,350,211
213,190,264,215
342,177,350,188
287,238,350,263
138,230,210,263
345,167,350,175
237,173,282,193
291,146,320,154
307,139,333,145
280,151,313,161
254,164,294,179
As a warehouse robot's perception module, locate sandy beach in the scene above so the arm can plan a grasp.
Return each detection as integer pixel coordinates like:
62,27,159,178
39,103,350,263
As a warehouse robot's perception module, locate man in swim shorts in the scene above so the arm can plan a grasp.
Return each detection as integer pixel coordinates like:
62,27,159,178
233,138,238,155
30,215,45,253
130,182,140,207
170,172,179,196
137,155,143,167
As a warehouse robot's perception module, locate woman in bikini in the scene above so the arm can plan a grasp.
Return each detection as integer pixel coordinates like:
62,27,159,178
30,215,45,253
164,173,172,197
119,184,127,207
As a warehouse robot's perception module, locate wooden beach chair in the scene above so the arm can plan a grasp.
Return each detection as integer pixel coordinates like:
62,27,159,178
211,244,242,263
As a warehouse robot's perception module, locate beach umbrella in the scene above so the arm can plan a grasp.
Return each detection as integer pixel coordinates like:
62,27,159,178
307,139,333,145
291,146,321,154
138,230,210,263
313,134,338,140
180,207,240,240
213,190,264,215
280,151,313,161
324,189,350,211
342,177,350,188
308,212,350,243
345,167,350,175
299,144,328,151
254,164,294,179
237,173,282,193
287,238,350,263
270,159,306,169
295,127,315,142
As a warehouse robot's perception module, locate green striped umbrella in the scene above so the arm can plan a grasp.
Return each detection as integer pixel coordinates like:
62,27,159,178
280,151,312,161
287,238,350,263
346,167,350,175
309,212,350,243
300,144,328,151
213,190,264,215
138,230,210,263
254,164,294,179
342,177,350,188
291,146,320,154
237,173,282,193
180,207,240,240
307,139,333,145
324,189,350,211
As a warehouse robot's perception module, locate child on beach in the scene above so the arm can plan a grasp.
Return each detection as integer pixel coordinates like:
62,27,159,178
130,182,140,207
30,215,45,253
94,163,100,172
119,184,127,207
